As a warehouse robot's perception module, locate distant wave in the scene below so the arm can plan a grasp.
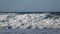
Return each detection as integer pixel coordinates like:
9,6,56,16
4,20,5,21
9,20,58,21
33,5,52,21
0,13,60,29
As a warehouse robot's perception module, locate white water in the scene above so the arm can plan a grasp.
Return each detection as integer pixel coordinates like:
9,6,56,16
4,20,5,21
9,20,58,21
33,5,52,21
0,13,60,29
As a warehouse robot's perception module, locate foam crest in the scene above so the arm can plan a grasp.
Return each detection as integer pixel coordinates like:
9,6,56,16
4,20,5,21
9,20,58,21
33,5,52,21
0,13,60,29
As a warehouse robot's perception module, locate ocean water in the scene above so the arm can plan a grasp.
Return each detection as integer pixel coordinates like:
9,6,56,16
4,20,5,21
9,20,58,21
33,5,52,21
0,12,60,34
0,29,60,34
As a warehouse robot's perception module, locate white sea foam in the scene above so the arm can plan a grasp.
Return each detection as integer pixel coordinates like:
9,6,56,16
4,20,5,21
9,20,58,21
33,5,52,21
0,13,60,29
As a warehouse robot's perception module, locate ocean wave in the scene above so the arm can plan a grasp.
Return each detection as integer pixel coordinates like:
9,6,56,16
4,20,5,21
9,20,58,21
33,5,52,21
0,13,60,29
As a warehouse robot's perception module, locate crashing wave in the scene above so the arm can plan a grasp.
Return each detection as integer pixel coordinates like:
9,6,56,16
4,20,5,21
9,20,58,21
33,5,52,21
0,13,60,29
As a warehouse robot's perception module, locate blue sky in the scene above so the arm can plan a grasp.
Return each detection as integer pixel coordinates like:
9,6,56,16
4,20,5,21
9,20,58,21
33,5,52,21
0,0,60,12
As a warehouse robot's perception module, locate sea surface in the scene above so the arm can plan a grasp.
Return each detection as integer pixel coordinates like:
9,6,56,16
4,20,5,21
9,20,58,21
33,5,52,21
0,12,60,34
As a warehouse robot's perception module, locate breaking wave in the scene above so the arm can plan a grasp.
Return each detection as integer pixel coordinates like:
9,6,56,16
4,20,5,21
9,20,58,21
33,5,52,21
0,12,60,29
